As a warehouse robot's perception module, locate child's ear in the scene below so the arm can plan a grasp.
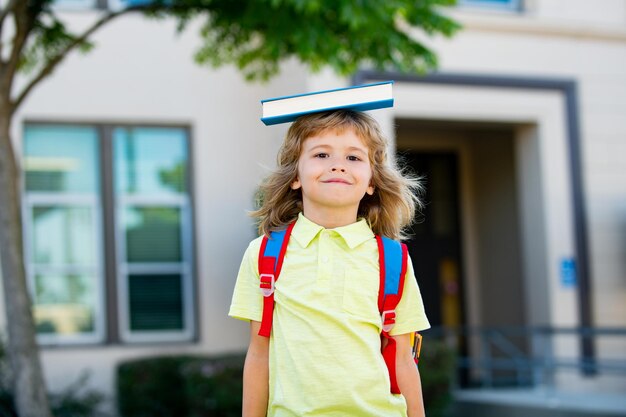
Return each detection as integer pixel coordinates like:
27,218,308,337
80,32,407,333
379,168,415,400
366,184,374,195
291,178,301,190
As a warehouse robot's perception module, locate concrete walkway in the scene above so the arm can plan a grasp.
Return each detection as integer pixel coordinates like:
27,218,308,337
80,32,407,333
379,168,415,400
449,388,626,417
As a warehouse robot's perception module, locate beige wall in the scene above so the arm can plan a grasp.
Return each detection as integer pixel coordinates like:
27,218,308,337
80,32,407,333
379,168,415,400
440,2,626,329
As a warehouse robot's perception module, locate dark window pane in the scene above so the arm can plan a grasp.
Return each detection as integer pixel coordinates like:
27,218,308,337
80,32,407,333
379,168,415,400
128,274,183,331
124,207,182,263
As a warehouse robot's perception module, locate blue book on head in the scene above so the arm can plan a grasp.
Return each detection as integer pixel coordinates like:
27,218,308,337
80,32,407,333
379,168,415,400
260,81,394,126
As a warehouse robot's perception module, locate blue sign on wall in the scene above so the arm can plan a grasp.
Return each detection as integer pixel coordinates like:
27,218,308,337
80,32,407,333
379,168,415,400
561,258,577,288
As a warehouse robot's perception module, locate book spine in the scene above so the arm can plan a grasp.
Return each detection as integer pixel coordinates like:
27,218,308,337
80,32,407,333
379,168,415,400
260,99,394,126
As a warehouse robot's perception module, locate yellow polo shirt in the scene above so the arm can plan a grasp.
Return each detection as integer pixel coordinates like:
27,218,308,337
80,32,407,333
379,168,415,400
229,213,430,417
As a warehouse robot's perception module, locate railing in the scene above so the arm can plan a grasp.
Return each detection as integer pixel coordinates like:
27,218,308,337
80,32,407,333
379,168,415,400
426,326,626,388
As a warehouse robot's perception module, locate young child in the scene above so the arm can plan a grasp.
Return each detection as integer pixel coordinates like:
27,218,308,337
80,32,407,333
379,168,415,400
229,109,430,417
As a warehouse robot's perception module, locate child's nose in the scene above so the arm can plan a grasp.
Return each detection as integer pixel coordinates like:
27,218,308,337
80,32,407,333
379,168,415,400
331,167,346,172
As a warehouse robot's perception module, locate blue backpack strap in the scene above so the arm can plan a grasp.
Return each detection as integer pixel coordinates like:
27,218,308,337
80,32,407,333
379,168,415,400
258,223,295,337
376,236,406,316
262,229,288,273
376,235,409,394
381,237,403,297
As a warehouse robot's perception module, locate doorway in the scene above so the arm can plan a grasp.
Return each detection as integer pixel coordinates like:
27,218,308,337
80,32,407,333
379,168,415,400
397,118,530,386
402,151,465,329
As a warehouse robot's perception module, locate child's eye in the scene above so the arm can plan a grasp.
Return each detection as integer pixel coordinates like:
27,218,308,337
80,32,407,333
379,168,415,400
315,153,329,158
347,155,361,161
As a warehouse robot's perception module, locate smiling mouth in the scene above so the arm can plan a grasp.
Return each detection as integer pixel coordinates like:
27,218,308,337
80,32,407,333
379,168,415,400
322,179,352,185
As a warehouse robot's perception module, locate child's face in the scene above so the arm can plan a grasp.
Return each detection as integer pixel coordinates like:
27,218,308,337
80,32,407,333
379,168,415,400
291,127,374,221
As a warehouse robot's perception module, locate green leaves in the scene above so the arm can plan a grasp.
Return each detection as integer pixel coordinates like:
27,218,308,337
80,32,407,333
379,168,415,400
13,0,460,84
183,0,460,81
18,11,94,75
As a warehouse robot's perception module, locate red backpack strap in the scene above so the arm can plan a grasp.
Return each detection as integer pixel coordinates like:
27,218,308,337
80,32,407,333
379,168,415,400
258,222,295,337
376,235,409,394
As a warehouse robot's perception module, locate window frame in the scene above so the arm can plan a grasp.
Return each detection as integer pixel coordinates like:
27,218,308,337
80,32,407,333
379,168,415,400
22,121,197,346
115,194,195,343
22,193,107,345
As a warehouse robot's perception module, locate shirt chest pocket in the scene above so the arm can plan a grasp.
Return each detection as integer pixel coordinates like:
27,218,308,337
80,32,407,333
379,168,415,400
342,271,380,323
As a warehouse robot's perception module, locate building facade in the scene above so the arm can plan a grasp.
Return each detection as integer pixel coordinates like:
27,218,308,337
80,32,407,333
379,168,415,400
1,0,625,413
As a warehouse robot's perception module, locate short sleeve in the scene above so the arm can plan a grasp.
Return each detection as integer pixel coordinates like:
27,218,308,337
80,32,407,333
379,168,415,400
228,236,264,322
389,253,430,336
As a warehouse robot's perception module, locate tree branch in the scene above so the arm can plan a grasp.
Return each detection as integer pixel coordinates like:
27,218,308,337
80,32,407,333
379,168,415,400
0,0,30,105
10,4,144,115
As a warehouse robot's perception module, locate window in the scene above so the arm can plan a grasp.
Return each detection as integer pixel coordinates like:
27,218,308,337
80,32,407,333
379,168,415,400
52,0,99,10
24,126,104,344
113,127,194,342
53,0,153,11
23,123,195,345
104,0,159,11
459,0,522,12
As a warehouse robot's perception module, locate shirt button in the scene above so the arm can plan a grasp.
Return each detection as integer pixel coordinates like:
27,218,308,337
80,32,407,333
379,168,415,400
321,256,329,263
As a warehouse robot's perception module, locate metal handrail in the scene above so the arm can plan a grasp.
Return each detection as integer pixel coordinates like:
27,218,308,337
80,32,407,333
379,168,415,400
425,326,626,388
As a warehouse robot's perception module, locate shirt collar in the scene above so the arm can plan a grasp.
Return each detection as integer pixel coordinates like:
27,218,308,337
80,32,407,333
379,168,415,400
291,212,375,249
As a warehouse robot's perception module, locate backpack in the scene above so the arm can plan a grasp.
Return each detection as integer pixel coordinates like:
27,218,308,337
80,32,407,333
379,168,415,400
256,222,419,394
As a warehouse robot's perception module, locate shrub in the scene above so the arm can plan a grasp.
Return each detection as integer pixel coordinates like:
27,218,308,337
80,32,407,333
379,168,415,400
0,340,105,417
117,354,245,417
49,373,107,417
419,336,456,417
117,342,454,417
183,355,244,417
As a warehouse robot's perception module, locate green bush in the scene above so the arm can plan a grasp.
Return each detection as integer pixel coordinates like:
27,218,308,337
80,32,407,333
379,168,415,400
183,355,245,417
0,340,105,417
0,341,15,417
117,354,244,417
0,392,17,417
419,336,456,417
0,378,104,417
48,373,107,417
117,342,454,417
117,356,187,417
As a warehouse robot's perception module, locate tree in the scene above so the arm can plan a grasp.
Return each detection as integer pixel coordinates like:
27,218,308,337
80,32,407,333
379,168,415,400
0,0,459,415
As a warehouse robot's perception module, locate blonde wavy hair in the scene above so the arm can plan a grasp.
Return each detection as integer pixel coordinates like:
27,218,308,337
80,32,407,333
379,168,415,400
252,110,422,240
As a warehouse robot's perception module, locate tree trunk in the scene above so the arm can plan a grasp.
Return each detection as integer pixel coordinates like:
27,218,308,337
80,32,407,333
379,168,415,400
0,109,52,417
